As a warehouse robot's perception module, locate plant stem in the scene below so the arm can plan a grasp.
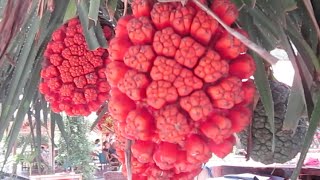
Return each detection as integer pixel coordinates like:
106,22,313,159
125,139,132,180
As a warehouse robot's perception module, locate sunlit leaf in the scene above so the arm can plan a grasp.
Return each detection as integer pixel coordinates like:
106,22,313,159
247,8,281,39
238,7,279,51
278,28,306,132
0,9,40,141
88,0,100,26
0,0,69,150
2,46,43,166
281,0,297,12
286,16,320,73
77,0,108,50
241,13,276,151
64,0,77,23
296,54,314,117
252,54,276,152
282,73,306,131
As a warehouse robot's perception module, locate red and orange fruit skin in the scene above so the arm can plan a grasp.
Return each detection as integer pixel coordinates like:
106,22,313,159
40,18,113,116
103,0,256,178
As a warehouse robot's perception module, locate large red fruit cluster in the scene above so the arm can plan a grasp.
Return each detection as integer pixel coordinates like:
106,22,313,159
39,18,113,116
107,0,256,179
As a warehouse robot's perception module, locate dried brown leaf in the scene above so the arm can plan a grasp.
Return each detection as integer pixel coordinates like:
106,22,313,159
123,0,128,16
125,139,132,180
37,0,45,18
0,0,32,66
48,0,55,11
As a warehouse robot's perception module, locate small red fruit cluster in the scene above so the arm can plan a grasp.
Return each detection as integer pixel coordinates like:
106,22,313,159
106,0,256,179
39,18,113,116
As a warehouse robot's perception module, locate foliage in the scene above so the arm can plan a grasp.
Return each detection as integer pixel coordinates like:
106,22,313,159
16,134,49,149
230,1,320,178
56,116,95,179
15,151,37,176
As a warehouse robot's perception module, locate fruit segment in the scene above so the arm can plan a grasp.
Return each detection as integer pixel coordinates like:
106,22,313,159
170,5,196,35
153,142,179,170
118,70,150,101
180,90,213,121
131,140,155,163
124,45,156,72
194,50,229,83
211,0,239,26
207,76,244,109
185,135,211,164
208,135,236,158
175,37,206,68
106,61,128,87
190,11,218,45
146,80,178,109
200,114,232,144
151,3,176,29
153,27,181,57
214,29,248,59
229,54,256,79
108,88,136,122
154,104,191,144
109,37,132,61
125,108,155,141
127,17,155,45
131,0,153,17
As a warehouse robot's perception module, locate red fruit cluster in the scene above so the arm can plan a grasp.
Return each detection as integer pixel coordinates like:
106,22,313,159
39,18,113,116
106,0,256,179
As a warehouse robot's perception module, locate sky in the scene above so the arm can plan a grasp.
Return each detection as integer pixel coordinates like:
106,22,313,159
270,48,294,86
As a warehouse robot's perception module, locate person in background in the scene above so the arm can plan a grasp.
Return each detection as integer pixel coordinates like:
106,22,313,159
91,139,101,160
102,141,110,152
105,133,116,144
108,142,118,158
102,141,117,159
40,146,50,166
94,139,100,146
107,142,120,170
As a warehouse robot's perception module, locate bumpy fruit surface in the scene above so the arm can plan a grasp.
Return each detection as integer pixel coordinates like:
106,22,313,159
211,0,239,26
40,18,113,116
238,80,307,165
105,0,256,179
